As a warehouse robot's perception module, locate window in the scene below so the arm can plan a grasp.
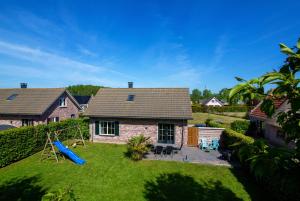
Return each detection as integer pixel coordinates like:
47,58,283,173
59,97,66,107
53,117,59,122
71,114,75,118
158,123,175,144
127,95,135,101
95,121,119,135
7,94,18,101
22,119,33,126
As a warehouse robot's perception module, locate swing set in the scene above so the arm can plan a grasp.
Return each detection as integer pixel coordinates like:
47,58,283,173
41,125,86,163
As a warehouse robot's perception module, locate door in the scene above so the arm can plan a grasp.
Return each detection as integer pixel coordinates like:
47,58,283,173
187,127,199,146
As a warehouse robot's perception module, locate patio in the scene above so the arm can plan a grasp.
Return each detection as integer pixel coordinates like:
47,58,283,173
145,146,231,166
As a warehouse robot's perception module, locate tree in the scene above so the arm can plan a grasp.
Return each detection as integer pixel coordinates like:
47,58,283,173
66,85,105,96
229,38,300,155
218,88,230,102
190,89,202,103
202,89,213,99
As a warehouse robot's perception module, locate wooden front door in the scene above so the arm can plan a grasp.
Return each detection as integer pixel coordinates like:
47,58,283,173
187,127,199,146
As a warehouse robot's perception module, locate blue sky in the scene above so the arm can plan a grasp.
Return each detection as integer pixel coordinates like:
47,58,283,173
0,0,299,92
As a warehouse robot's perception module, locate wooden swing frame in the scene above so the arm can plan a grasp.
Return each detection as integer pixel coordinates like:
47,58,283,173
40,125,86,162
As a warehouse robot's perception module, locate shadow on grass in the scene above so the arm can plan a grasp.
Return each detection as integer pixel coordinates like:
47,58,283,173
144,173,243,201
0,176,47,201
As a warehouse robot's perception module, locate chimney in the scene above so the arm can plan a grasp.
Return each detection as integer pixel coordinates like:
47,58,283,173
128,82,133,88
20,83,27,88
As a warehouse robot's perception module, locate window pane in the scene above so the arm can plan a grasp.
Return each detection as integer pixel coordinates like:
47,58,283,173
158,123,174,144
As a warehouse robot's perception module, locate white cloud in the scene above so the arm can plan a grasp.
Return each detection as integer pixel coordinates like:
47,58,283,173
0,40,134,87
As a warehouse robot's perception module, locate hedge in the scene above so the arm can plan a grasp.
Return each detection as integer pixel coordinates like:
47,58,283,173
206,119,254,149
192,104,253,113
0,118,89,167
230,120,250,134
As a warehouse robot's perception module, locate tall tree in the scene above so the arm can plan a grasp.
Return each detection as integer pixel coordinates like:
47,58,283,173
202,89,213,99
229,39,300,154
190,89,202,103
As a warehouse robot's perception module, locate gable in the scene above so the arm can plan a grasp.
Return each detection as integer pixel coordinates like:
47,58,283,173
0,88,80,115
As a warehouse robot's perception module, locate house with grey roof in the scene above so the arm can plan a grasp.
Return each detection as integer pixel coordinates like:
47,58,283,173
0,85,81,129
84,83,192,147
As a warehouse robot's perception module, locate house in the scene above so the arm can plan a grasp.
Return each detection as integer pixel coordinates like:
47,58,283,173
249,98,291,146
84,84,192,147
74,95,91,111
0,86,81,128
200,97,224,107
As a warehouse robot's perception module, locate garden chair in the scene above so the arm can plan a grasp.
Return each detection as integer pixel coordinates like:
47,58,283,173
210,138,219,150
200,138,209,151
154,146,164,157
163,146,174,157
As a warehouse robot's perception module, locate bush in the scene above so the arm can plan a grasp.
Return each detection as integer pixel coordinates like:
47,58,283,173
230,120,250,134
192,104,253,113
126,135,151,161
0,118,89,167
206,119,254,150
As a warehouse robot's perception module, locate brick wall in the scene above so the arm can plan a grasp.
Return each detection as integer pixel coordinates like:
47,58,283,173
90,118,188,147
0,92,79,128
197,127,224,144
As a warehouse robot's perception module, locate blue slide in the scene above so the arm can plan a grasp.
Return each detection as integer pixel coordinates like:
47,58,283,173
53,141,86,165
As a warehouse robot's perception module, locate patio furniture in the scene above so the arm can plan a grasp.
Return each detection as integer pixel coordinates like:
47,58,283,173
210,139,219,150
163,146,174,157
200,138,209,151
154,146,164,157
149,144,155,152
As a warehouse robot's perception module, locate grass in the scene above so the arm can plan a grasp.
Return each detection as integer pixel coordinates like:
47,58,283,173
0,143,268,201
215,112,247,118
189,112,247,126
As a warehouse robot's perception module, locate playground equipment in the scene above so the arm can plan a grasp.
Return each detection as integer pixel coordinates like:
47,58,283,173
41,125,86,164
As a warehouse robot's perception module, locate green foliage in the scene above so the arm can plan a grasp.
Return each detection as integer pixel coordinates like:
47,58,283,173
0,118,89,167
192,104,252,113
230,120,250,134
229,39,300,152
126,134,151,161
42,185,76,201
206,119,254,150
66,85,105,96
202,89,213,99
190,89,202,103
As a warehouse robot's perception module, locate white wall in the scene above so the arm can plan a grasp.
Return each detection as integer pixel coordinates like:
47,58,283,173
205,97,223,107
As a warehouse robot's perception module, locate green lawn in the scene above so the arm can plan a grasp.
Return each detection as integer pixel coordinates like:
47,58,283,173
189,112,247,126
0,143,267,201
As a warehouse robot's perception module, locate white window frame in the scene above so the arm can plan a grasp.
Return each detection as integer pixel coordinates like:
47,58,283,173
53,117,59,122
157,123,175,144
59,97,67,107
98,121,116,136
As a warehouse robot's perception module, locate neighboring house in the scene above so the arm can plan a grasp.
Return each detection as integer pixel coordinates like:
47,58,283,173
249,98,291,146
84,85,192,147
200,97,224,107
74,95,91,111
0,87,81,129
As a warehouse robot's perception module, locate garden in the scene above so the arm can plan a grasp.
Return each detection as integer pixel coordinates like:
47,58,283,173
0,142,272,201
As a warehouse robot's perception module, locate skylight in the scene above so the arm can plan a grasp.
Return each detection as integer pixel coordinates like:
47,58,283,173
7,94,18,101
127,95,135,101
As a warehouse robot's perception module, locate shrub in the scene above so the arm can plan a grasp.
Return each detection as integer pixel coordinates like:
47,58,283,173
126,135,151,161
42,185,76,201
206,119,254,150
0,118,89,167
230,120,250,134
192,104,253,113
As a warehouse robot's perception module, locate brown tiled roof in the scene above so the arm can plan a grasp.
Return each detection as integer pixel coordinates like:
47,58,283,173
250,98,286,119
0,88,79,115
84,88,192,119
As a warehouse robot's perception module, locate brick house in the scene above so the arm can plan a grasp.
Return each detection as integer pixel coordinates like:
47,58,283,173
84,85,192,147
0,88,81,129
249,98,292,146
